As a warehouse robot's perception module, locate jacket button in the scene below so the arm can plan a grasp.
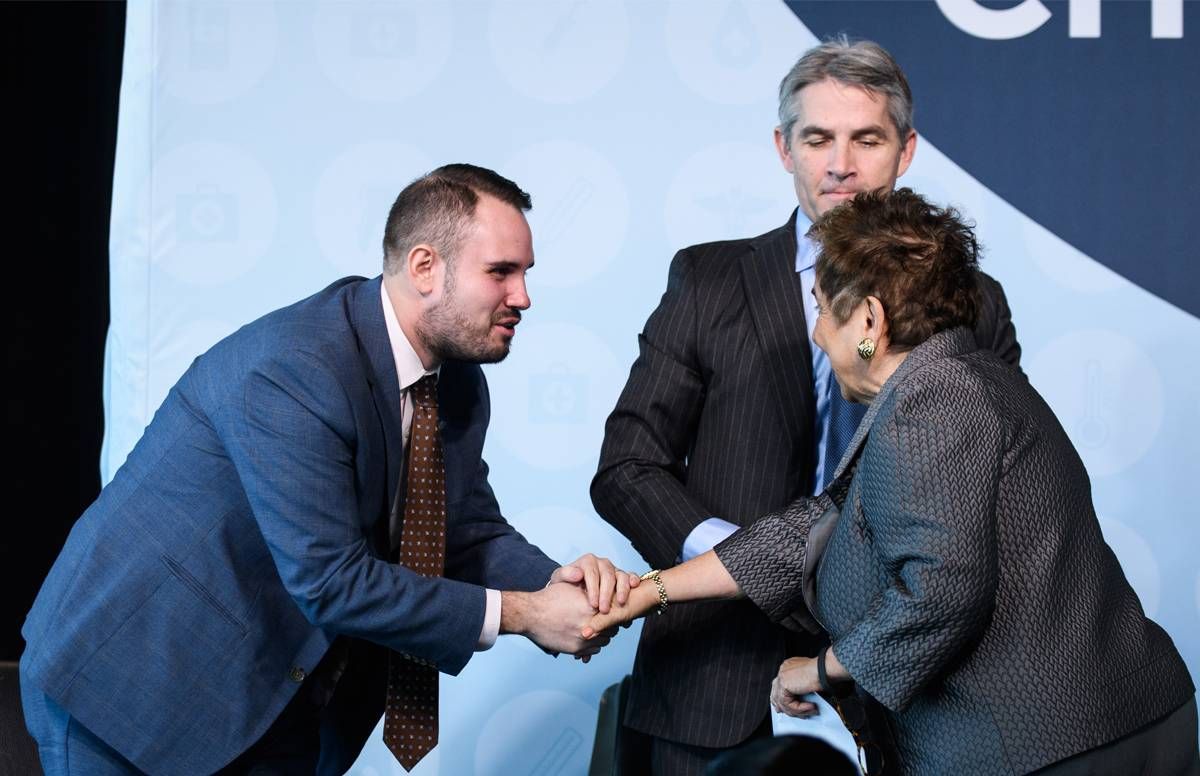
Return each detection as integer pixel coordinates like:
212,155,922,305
289,667,307,683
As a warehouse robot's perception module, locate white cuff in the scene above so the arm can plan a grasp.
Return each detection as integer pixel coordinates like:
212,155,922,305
680,517,740,562
477,588,501,651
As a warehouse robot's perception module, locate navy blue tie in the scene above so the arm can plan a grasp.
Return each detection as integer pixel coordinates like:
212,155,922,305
823,377,866,488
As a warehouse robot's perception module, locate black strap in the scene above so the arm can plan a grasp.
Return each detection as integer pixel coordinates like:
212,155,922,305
816,645,834,694
818,645,856,698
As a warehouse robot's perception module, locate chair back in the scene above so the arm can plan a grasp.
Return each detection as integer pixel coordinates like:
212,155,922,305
0,661,42,776
588,675,650,776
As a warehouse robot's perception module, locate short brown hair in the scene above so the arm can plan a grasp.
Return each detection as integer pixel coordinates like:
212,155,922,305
382,163,532,274
811,188,979,351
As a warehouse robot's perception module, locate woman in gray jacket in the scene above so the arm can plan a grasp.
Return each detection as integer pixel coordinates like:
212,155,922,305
585,189,1196,775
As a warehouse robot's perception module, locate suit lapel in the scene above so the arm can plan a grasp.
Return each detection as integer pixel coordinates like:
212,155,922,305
433,360,474,507
349,276,406,533
739,212,814,458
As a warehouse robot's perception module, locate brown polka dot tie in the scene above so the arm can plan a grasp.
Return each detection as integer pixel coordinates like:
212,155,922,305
385,374,445,771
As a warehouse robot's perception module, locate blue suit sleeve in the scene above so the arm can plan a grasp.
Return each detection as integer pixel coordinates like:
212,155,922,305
444,455,559,591
225,350,484,676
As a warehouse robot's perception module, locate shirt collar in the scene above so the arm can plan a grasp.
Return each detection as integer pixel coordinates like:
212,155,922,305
381,280,439,392
793,209,819,274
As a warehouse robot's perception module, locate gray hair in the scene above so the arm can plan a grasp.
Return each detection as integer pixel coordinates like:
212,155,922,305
777,36,913,148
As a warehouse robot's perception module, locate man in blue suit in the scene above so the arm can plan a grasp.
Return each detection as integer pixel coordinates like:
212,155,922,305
21,164,633,774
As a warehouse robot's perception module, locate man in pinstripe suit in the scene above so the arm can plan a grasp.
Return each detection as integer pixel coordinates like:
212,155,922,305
591,39,1021,775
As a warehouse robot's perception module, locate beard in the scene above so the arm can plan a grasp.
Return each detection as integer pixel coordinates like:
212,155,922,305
416,270,517,365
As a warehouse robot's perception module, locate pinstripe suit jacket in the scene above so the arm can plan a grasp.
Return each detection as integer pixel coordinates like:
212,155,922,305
716,327,1194,774
591,214,1021,747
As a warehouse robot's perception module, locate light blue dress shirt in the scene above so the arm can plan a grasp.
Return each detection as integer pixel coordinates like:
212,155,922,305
794,214,847,496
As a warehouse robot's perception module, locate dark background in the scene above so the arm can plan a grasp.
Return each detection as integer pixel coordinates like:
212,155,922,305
2,1,126,661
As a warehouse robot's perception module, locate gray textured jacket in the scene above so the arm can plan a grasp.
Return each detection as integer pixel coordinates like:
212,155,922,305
717,327,1193,775
592,214,1021,747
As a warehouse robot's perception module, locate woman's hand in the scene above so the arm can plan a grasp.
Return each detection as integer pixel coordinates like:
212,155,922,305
579,551,745,641
581,580,657,638
549,553,641,613
770,656,821,717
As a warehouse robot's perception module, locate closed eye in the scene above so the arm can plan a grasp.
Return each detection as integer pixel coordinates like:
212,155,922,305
487,261,522,278
851,127,889,147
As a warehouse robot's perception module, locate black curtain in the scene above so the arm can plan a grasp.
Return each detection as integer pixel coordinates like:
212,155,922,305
2,1,125,661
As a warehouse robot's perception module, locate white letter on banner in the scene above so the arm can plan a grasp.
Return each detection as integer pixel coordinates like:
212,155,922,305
1069,0,1100,38
1070,0,1182,39
1152,0,1183,39
935,0,1052,40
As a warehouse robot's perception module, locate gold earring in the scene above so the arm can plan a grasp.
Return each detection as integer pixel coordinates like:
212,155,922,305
857,337,876,360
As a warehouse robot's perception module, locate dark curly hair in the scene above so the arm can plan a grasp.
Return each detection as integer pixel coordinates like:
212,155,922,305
811,188,980,351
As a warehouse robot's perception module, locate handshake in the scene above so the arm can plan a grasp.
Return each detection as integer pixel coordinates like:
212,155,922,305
498,553,647,661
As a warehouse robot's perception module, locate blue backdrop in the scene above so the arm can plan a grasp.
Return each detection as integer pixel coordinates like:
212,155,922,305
103,2,1198,772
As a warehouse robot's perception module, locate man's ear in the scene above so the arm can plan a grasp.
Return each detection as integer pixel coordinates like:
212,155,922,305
774,126,795,173
407,244,439,295
895,129,917,179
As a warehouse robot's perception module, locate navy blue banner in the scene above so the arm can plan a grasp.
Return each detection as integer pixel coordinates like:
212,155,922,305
787,0,1199,317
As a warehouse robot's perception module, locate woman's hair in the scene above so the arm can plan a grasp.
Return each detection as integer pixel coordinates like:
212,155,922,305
812,188,980,350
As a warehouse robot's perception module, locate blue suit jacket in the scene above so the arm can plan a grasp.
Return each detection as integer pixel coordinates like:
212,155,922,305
21,276,559,774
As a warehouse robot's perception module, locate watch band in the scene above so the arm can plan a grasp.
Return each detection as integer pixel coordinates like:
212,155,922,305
640,569,668,615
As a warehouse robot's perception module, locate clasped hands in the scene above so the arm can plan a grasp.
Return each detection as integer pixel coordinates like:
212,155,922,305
579,574,659,640
502,553,640,662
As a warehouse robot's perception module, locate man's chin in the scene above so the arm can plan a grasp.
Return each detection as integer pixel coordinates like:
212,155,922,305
425,327,514,365
477,346,511,365
457,340,512,365
490,339,514,362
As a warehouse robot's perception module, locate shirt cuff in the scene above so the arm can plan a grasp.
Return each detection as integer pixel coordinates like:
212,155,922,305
681,517,740,562
476,588,501,651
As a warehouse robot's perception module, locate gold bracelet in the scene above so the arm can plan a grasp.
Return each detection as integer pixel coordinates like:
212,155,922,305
640,570,668,615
